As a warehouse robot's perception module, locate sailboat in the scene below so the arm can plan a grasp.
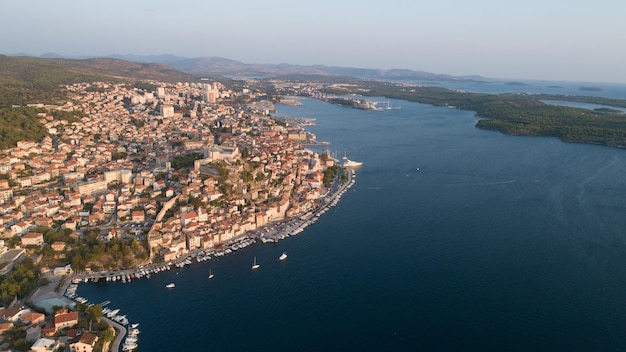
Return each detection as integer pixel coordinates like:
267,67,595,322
208,269,214,279
252,256,260,269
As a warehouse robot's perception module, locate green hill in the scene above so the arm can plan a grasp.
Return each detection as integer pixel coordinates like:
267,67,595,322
0,55,198,149
0,55,195,107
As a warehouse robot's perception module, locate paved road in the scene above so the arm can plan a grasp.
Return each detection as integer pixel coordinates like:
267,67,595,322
104,317,126,352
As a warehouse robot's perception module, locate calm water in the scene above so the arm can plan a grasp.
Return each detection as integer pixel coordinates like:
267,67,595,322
79,81,626,351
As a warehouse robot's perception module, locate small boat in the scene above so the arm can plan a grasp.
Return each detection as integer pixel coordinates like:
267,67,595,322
166,283,175,288
208,269,214,279
279,252,288,261
106,309,120,318
252,257,260,269
122,342,138,351
131,323,139,329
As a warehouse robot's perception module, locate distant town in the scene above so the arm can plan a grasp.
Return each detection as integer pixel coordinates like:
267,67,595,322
0,77,357,351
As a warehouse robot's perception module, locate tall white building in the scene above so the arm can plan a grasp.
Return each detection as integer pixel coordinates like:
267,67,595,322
104,169,133,184
161,105,174,118
156,87,165,99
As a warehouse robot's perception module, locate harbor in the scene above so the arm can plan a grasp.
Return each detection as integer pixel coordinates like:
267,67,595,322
65,166,356,286
63,166,357,350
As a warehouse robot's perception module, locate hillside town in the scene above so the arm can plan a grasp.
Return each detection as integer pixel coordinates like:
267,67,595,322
0,78,347,351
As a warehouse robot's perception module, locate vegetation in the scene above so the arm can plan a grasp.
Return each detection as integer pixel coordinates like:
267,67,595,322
0,258,40,306
0,107,49,149
323,81,626,148
111,151,128,160
33,226,148,271
67,236,148,272
171,152,203,170
1,322,32,351
51,109,85,123
323,165,339,188
130,82,158,92
0,55,114,107
327,97,356,107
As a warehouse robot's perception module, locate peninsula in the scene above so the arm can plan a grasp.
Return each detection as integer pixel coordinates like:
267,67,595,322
0,56,353,351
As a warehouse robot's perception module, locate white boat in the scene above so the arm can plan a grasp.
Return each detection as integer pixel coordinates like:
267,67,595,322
208,269,214,279
166,283,175,288
131,323,139,329
279,252,288,261
106,309,120,318
342,155,363,168
122,342,138,351
252,257,260,269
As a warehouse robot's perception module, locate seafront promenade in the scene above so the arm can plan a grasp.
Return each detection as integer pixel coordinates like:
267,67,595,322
65,169,356,287
58,169,356,351
104,317,126,352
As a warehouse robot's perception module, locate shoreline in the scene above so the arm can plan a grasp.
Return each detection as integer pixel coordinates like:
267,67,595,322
60,168,357,351
65,168,355,287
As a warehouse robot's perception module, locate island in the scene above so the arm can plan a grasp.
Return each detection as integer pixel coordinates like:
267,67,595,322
579,86,603,92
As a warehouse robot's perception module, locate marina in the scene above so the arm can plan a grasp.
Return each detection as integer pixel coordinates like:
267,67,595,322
65,163,356,290
64,157,358,351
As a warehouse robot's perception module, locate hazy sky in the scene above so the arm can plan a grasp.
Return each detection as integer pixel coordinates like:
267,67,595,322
4,0,626,83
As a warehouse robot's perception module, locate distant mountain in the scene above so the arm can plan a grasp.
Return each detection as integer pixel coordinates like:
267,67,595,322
106,54,486,82
6,52,487,82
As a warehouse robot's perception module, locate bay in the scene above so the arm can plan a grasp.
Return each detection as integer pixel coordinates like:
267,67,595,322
78,83,626,351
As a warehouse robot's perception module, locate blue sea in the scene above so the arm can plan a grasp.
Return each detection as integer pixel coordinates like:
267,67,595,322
78,80,626,351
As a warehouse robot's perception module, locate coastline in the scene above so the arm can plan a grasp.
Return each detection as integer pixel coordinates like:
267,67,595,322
66,168,355,285
62,167,356,350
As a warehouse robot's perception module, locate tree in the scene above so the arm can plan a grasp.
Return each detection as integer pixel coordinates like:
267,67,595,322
85,304,103,322
100,327,115,342
0,259,40,305
71,253,86,272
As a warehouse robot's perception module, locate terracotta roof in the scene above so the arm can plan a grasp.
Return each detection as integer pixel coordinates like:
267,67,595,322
54,311,78,325
79,332,98,345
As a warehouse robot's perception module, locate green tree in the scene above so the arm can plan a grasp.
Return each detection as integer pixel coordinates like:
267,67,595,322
86,304,103,322
100,327,115,342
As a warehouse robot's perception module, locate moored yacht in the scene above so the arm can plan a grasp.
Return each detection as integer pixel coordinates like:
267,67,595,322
342,155,363,168
122,342,138,351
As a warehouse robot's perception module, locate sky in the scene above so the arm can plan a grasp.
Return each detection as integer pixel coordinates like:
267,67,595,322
3,0,626,83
